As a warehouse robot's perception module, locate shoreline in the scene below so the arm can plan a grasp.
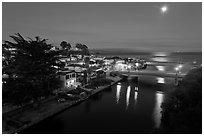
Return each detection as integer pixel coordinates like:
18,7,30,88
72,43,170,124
2,76,122,134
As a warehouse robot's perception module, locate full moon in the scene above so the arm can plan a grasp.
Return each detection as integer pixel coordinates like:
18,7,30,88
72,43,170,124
161,6,168,13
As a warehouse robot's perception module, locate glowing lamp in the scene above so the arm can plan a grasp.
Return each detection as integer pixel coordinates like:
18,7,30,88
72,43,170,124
178,64,182,69
175,67,179,71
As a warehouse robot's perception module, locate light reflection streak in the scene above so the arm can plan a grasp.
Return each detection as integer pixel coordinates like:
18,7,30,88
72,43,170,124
152,52,169,57
134,86,139,105
156,77,165,84
156,66,165,71
116,83,121,104
134,91,138,105
153,92,164,128
152,57,168,62
126,86,131,109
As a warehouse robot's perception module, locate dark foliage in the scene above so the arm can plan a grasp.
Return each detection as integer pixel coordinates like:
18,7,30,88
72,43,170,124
2,33,62,106
84,56,90,67
59,41,72,59
67,87,86,95
90,78,113,87
158,67,202,133
75,43,90,57
60,41,71,50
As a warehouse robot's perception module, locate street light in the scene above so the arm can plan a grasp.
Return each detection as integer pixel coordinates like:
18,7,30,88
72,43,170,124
175,67,179,71
175,67,178,86
178,64,182,69
178,64,183,73
174,66,180,86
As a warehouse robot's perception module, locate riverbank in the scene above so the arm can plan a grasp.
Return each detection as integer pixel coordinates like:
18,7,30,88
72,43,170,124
2,76,122,134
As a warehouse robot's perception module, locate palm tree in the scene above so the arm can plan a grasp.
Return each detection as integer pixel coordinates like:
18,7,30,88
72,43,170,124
3,33,62,105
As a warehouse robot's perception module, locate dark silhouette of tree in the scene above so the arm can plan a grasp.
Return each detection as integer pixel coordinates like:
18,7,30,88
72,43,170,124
75,43,90,58
83,56,91,83
60,41,71,50
84,56,90,68
60,41,72,60
76,43,88,50
2,33,62,106
96,59,104,67
158,67,202,134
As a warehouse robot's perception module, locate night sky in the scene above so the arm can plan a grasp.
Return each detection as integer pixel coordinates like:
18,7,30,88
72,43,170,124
2,2,202,52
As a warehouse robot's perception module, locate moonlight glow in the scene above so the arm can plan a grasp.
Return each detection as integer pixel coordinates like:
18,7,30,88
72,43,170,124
161,5,168,13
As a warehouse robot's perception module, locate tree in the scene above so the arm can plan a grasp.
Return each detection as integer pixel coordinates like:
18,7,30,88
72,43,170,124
60,41,71,50
76,43,88,50
2,33,62,106
84,56,90,68
60,41,72,60
158,67,202,134
75,43,90,58
96,59,104,67
86,67,93,84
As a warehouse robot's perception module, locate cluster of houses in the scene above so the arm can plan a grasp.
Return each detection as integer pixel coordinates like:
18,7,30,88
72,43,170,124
3,44,147,92
114,58,147,71
57,51,148,91
57,54,108,90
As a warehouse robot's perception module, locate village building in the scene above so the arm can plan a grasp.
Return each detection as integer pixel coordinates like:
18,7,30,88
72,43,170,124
57,70,81,89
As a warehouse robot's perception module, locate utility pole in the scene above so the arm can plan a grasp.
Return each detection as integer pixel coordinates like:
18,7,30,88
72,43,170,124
175,52,182,86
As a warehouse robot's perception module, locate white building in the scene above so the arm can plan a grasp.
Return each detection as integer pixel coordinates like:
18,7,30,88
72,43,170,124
104,59,114,65
58,70,81,88
114,62,128,71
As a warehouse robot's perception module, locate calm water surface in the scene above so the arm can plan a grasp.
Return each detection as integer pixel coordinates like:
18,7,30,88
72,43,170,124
22,76,174,134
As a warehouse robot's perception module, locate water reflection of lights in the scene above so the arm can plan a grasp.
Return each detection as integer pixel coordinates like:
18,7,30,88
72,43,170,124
156,77,165,84
116,83,121,104
153,92,164,128
156,66,165,71
153,52,169,57
126,86,131,109
134,91,138,105
152,57,168,62
134,86,139,105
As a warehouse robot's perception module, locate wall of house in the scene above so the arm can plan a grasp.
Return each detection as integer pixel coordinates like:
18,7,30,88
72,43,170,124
114,63,128,71
60,73,77,88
